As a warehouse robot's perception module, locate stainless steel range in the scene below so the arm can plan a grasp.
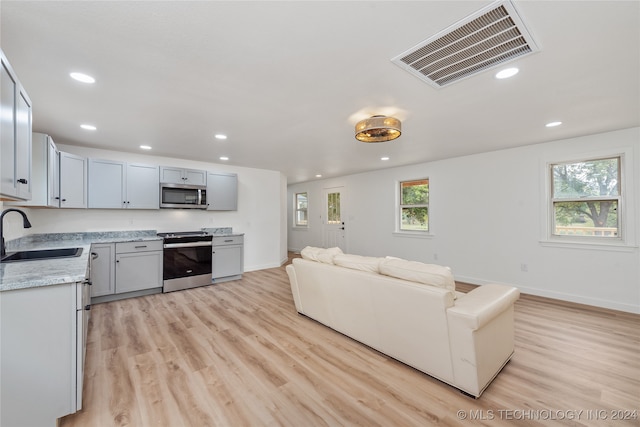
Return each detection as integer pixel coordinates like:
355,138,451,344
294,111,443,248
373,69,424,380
158,231,213,292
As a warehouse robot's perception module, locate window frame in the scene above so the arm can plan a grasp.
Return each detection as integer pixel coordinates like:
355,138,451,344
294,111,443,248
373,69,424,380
397,178,430,234
293,191,309,228
546,154,625,244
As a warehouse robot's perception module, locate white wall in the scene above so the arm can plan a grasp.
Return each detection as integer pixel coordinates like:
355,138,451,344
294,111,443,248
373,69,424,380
4,145,287,272
288,128,640,313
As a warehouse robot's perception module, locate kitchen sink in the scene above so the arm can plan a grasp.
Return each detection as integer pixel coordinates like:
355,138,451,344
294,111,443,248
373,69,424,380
1,247,83,263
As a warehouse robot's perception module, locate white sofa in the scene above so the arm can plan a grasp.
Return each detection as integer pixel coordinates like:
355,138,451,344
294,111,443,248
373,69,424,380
285,248,520,397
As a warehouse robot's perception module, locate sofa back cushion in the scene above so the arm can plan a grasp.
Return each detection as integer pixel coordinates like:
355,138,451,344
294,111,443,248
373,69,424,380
300,246,343,264
379,258,455,296
333,254,383,273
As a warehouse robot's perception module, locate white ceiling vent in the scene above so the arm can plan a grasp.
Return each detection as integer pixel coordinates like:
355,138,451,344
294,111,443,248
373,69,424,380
391,0,539,88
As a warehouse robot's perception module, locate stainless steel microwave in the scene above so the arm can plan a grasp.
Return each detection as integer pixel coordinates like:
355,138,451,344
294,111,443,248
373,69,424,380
160,183,207,209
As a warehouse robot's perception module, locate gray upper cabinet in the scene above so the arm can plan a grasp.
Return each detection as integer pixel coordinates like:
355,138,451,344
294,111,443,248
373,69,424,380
8,132,59,207
47,136,60,206
59,152,87,208
126,163,160,209
88,159,159,209
1,50,32,201
88,159,125,208
160,166,206,186
207,172,238,211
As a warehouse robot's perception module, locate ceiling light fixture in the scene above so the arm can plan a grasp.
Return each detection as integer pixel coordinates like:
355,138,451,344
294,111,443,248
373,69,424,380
219,156,229,161
80,124,96,131
214,134,227,140
140,145,152,150
546,121,562,127
355,115,401,143
495,67,519,79
70,72,95,84
381,157,390,161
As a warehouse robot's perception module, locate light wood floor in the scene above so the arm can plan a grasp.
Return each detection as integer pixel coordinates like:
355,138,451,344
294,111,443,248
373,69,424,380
60,255,640,427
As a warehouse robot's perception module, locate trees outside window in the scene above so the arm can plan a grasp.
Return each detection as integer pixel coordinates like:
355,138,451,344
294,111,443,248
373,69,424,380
551,157,621,237
294,192,308,227
400,179,429,232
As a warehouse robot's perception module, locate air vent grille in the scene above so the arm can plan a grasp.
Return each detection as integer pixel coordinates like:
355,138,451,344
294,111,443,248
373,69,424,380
391,0,539,88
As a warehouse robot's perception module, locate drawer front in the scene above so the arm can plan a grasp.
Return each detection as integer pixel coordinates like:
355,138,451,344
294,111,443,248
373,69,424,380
116,240,163,254
212,235,244,246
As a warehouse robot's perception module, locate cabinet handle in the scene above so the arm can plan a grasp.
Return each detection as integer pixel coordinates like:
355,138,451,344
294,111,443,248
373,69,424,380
61,198,67,202
135,245,147,249
91,252,99,260
55,196,60,200
17,178,28,184
224,239,233,242
84,304,91,311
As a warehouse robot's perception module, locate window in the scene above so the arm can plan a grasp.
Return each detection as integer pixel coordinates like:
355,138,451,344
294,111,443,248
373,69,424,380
550,156,621,238
399,179,429,232
326,191,342,225
294,192,308,227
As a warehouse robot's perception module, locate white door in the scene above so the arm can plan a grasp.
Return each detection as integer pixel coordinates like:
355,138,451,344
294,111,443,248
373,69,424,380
323,187,346,252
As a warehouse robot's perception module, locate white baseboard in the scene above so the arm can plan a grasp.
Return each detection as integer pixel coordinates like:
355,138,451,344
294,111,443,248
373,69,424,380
455,275,639,314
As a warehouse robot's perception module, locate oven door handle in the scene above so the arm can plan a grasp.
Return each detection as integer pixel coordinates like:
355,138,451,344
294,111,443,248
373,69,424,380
164,241,213,249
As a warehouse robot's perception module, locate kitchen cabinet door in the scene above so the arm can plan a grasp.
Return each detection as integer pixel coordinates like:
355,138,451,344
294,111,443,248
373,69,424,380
184,168,206,185
90,244,115,297
0,55,17,197
1,282,82,426
212,245,243,279
160,166,206,185
14,87,32,200
0,51,32,200
59,151,88,208
5,132,57,208
207,172,238,211
115,249,162,293
88,159,125,208
126,163,159,209
48,137,60,206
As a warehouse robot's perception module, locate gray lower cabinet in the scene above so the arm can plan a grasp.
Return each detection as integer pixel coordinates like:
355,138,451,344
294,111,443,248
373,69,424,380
0,279,90,427
90,243,115,297
115,241,163,293
212,235,244,282
91,240,163,302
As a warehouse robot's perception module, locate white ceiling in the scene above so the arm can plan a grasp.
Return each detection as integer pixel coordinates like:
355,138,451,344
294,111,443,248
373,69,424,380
2,1,638,184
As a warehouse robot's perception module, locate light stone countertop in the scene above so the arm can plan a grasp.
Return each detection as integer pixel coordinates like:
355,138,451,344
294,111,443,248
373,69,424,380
0,230,162,293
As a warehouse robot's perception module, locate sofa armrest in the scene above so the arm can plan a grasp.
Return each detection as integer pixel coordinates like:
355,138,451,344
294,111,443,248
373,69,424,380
286,264,303,313
447,284,520,330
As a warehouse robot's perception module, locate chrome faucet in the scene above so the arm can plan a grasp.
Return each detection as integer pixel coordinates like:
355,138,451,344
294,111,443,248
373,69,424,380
1,208,32,257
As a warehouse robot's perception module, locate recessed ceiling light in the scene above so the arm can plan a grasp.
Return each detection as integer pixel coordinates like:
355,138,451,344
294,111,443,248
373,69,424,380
495,67,519,79
139,145,152,150
381,157,390,161
546,121,563,127
219,156,229,161
80,124,96,131
70,72,95,84
315,174,322,178
214,134,227,140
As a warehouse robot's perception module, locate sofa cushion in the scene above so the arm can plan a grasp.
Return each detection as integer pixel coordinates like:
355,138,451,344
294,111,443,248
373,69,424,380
333,254,382,273
300,246,343,264
379,258,455,295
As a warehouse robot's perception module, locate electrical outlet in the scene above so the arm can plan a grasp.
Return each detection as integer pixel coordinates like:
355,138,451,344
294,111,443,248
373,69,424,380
520,263,528,272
